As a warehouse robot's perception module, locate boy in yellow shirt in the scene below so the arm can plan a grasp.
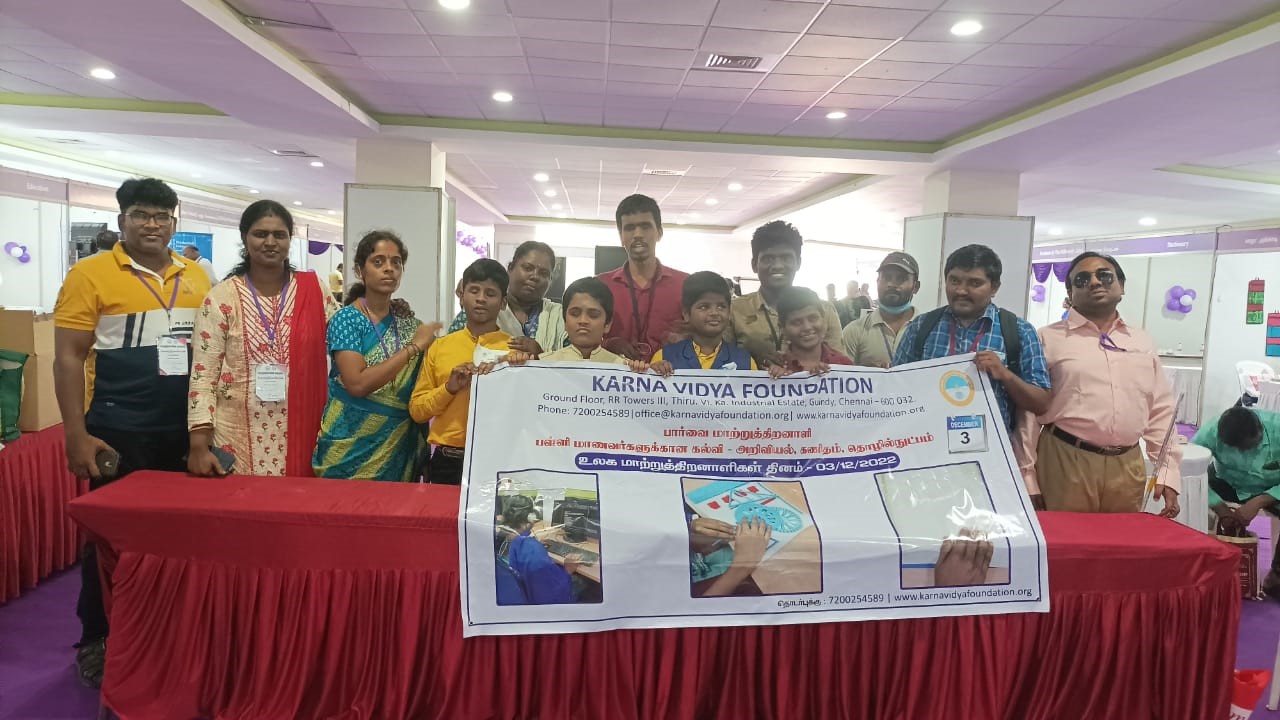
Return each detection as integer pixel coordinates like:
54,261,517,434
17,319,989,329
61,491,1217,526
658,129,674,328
410,259,520,484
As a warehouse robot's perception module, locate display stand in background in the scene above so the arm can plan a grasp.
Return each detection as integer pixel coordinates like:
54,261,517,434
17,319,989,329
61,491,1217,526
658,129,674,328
1246,280,1265,324
1268,314,1280,357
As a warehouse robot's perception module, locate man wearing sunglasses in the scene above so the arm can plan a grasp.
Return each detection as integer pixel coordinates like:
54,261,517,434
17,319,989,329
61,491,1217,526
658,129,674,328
1014,252,1181,517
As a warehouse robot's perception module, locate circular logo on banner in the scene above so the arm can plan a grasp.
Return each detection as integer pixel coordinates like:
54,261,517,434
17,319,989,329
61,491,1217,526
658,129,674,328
940,371,976,407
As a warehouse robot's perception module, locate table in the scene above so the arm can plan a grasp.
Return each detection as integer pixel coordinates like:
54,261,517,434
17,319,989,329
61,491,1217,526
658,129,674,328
1258,380,1280,411
1164,363,1203,424
0,424,85,604
70,472,1241,720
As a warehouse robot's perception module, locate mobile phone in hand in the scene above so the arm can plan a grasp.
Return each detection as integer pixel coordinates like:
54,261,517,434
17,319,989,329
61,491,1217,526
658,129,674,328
95,448,120,480
210,446,236,475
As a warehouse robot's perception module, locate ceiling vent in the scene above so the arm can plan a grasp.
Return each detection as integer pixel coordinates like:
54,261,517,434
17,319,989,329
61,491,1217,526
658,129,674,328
642,168,687,177
704,53,761,70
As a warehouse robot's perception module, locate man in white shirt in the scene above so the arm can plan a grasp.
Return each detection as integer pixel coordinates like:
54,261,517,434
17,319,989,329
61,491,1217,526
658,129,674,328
181,245,218,285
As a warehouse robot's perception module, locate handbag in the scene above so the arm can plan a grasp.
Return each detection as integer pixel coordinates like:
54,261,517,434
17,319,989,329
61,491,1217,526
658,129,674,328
1214,519,1262,600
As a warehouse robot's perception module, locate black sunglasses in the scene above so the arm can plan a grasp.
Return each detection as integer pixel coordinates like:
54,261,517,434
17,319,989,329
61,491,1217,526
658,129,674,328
1071,269,1117,289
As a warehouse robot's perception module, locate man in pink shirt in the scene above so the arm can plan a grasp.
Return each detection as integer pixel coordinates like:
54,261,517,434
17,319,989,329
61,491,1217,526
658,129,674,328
1014,252,1181,517
599,194,689,360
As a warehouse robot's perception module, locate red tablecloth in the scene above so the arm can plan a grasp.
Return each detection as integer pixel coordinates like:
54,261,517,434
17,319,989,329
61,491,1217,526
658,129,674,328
70,472,1241,720
0,425,85,604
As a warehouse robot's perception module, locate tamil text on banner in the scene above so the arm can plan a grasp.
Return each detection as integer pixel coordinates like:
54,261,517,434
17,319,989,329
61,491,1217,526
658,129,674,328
459,355,1049,636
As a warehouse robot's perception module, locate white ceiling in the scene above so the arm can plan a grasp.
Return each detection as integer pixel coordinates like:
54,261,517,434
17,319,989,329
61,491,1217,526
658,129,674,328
0,0,1276,242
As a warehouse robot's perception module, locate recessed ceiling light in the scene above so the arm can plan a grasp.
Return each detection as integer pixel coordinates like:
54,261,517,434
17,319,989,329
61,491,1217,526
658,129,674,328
248,189,260,194
950,19,983,37
533,172,549,182
555,212,567,219
310,161,324,168
1139,217,1157,226
103,150,120,158
727,182,743,192
327,210,337,215
675,219,686,225
690,212,701,219
1048,227,1064,237
551,203,562,210
705,198,719,206
492,90,513,103
191,172,203,179
89,67,116,80
825,110,847,120
438,0,470,9
292,201,303,206
543,189,557,198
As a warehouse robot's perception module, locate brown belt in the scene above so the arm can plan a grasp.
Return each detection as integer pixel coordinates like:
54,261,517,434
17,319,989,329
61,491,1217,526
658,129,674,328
1048,425,1137,457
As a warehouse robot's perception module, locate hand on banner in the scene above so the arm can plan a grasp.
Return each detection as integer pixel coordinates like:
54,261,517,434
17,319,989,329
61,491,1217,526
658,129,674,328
732,517,772,569
625,359,651,374
445,363,477,394
650,361,675,377
691,516,736,540
797,360,831,376
934,528,993,587
508,336,543,356
505,352,534,366
973,351,1011,381
758,351,785,369
474,361,499,377
1154,485,1180,519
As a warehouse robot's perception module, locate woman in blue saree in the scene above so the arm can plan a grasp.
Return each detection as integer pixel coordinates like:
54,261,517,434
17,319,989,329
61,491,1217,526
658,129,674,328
313,230,439,480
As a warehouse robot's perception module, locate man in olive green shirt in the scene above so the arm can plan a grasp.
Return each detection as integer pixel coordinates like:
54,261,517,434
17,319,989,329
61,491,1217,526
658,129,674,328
841,252,921,368
724,221,841,368
1194,406,1280,594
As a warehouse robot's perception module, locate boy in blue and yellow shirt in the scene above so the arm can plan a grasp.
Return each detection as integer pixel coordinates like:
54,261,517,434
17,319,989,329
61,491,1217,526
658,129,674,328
651,271,756,373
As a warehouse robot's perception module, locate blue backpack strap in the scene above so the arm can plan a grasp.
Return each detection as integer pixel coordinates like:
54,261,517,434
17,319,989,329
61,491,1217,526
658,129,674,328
909,307,948,361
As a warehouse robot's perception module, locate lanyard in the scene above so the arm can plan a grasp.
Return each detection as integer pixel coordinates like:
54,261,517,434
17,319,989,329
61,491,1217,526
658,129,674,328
246,272,291,348
361,299,402,358
623,263,660,348
131,268,180,328
761,305,781,351
948,317,988,355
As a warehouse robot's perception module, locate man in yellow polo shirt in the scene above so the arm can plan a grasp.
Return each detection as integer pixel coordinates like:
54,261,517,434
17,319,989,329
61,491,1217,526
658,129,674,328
53,177,211,689
411,259,514,485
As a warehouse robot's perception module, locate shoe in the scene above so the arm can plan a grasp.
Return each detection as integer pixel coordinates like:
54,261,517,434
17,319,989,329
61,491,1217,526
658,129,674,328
1263,570,1280,601
74,638,106,689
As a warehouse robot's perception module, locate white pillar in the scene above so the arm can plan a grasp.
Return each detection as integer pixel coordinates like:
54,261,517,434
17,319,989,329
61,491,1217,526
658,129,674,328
346,138,455,323
904,170,1035,318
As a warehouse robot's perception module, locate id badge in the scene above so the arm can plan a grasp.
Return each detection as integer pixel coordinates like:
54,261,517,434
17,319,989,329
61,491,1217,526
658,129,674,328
157,336,190,376
254,363,288,402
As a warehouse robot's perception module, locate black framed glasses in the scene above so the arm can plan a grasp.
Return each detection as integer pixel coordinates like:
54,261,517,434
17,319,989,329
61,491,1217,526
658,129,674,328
126,210,174,226
1071,269,1116,288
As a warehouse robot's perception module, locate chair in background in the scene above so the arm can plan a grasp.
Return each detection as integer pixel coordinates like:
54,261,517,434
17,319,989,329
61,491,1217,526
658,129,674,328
1237,360,1276,403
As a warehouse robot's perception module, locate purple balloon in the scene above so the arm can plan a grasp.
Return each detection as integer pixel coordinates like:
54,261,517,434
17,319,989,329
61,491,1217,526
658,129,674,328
1165,299,1180,311
1179,304,1192,314
2,242,16,254
1169,285,1184,297
18,252,31,264
1185,289,1196,300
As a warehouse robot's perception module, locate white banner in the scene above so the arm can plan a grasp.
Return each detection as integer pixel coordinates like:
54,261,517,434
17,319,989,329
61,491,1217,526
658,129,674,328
459,355,1049,637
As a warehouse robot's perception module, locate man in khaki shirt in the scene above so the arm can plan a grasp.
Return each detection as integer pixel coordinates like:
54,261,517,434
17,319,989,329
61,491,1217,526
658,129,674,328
841,252,920,367
724,221,842,367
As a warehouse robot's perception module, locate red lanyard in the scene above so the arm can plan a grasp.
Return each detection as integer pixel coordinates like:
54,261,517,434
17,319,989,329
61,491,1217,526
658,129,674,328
948,318,988,355
623,263,660,348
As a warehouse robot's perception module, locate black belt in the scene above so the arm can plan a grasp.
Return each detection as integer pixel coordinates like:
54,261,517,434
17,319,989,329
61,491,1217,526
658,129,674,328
1048,425,1137,457
434,445,465,459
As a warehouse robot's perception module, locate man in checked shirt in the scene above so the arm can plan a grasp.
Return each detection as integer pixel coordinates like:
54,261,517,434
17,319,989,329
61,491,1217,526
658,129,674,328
1014,252,1181,516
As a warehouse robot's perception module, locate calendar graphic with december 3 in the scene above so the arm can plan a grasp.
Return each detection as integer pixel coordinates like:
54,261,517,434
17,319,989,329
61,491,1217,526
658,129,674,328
947,415,988,453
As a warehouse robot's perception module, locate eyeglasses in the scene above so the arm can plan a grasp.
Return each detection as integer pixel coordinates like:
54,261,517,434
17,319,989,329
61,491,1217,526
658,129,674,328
126,210,174,226
1071,269,1116,289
